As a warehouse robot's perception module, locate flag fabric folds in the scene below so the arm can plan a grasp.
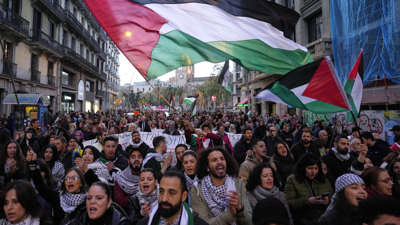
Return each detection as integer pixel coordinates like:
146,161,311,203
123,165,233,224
344,51,364,122
180,99,184,112
218,61,231,92
255,56,351,114
84,0,313,81
183,97,196,105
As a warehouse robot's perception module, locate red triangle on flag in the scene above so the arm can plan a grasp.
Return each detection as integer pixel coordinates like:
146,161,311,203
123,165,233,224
302,58,349,109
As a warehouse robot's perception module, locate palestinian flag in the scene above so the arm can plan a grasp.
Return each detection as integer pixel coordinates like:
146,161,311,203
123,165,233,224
169,93,173,113
255,57,351,114
84,0,313,81
247,110,251,117
183,97,196,105
218,61,231,92
180,99,184,112
344,51,364,122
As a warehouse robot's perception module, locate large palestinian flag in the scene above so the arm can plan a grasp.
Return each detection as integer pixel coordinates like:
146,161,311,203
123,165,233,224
255,57,351,114
84,0,313,80
344,51,363,122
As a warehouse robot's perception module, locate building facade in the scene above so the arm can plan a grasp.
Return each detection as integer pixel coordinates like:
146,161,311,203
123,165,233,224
0,0,120,116
175,65,194,87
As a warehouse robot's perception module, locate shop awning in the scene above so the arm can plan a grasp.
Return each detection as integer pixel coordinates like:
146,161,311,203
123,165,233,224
3,94,50,105
237,94,251,107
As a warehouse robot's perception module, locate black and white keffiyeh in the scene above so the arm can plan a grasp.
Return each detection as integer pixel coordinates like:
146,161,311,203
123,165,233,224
331,147,350,161
136,184,159,216
60,192,87,213
201,175,236,217
129,139,144,148
0,215,40,225
184,172,198,191
52,160,65,182
115,167,140,195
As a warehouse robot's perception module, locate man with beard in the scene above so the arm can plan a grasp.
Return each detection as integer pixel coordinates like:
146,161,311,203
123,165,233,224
321,135,364,179
233,127,253,165
290,131,320,162
114,148,143,211
143,136,173,180
126,131,150,158
100,136,129,191
169,144,188,172
137,171,208,225
190,147,252,225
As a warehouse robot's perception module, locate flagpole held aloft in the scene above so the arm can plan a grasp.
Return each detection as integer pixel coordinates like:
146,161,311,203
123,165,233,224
144,79,179,114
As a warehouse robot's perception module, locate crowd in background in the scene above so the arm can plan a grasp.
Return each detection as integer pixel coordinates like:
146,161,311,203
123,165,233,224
0,106,399,225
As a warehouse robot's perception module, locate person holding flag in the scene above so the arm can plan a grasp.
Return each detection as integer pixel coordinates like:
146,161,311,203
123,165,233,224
182,119,221,153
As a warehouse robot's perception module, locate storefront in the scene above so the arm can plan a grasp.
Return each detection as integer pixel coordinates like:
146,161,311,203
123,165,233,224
95,99,100,112
85,101,93,112
61,92,75,114
2,94,50,140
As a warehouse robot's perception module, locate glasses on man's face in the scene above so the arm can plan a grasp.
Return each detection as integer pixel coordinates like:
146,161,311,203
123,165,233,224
132,134,140,137
65,175,79,182
378,176,393,184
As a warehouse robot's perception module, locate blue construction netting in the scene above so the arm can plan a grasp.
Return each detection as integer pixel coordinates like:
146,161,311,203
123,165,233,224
330,0,400,85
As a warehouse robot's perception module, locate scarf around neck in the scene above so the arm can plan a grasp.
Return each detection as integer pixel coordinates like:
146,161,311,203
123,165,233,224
60,192,87,214
331,147,350,161
115,166,140,195
129,139,144,148
147,202,194,225
142,152,164,170
184,172,198,191
0,215,40,225
137,184,159,214
201,175,236,217
252,185,280,201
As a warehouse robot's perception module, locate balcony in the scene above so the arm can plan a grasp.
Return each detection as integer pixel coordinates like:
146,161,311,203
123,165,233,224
96,89,105,97
48,75,55,86
100,28,107,40
31,29,64,57
32,0,65,23
62,78,75,87
106,80,120,91
99,49,107,60
232,90,241,96
0,3,29,38
306,38,333,60
63,47,99,76
86,91,94,102
2,61,17,77
100,71,107,80
105,64,111,71
65,11,100,52
31,70,41,82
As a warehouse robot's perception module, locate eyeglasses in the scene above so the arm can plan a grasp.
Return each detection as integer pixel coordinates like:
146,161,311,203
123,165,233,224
132,134,140,137
378,176,393,184
65,175,79,182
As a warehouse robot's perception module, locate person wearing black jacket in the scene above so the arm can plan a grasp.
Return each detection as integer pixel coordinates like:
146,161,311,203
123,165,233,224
361,132,392,167
253,120,266,140
139,116,151,132
233,128,253,165
54,135,81,171
0,119,11,149
126,131,150,158
68,182,130,225
290,131,320,162
279,126,293,148
262,126,283,157
273,142,295,191
163,121,181,135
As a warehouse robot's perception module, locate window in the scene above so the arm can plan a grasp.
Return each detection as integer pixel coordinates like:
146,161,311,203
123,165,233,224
86,49,89,61
48,61,54,76
80,43,84,56
71,37,75,51
308,13,322,43
4,41,13,61
137,88,139,91
49,22,55,39
31,53,39,71
285,0,294,8
62,70,75,86
62,29,67,46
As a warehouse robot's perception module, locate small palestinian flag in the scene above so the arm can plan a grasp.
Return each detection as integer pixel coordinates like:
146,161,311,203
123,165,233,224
183,97,196,105
180,99,183,112
255,56,351,114
247,110,251,116
218,61,231,92
169,93,173,113
84,0,312,81
344,51,363,122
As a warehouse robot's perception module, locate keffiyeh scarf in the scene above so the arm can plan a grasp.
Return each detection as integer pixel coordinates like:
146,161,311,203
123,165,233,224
4,158,16,173
184,172,198,191
331,147,350,161
115,167,140,195
142,153,164,170
129,139,144,148
60,192,87,213
0,215,40,225
201,175,236,217
137,184,159,216
52,161,65,181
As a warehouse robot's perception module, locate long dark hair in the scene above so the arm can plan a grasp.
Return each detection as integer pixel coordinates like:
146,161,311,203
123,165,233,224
38,159,58,188
320,190,357,224
387,159,400,200
273,142,294,161
42,144,59,169
61,167,87,194
246,163,280,191
0,141,26,174
0,180,52,223
291,153,325,183
196,147,239,179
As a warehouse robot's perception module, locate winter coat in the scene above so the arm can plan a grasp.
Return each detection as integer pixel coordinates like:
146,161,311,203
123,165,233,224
233,136,253,165
273,154,295,191
262,136,283,157
320,149,363,180
137,208,208,225
0,126,11,148
284,175,333,223
292,130,303,146
318,208,358,225
238,152,276,184
60,149,82,171
143,148,164,181
163,128,181,135
253,125,266,140
44,110,55,127
279,130,293,148
126,141,150,158
367,139,392,166
290,140,320,162
68,203,131,225
126,195,144,225
190,178,253,225
185,129,221,153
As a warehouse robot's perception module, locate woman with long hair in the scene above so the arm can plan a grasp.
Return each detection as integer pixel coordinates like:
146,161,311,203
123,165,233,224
28,149,87,224
380,151,400,169
182,150,198,192
18,130,40,156
388,159,400,200
361,167,393,198
318,174,367,225
127,168,158,224
0,141,26,188
42,144,65,183
273,142,295,191
284,153,333,224
118,118,128,134
74,146,109,186
0,180,53,224
68,182,130,225
246,163,293,224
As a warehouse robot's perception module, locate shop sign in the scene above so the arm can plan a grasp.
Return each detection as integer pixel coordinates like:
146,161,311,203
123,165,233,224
86,81,90,91
95,99,99,106
78,80,84,101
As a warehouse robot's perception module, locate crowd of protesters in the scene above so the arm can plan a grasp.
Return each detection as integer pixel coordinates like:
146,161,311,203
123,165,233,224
0,106,399,225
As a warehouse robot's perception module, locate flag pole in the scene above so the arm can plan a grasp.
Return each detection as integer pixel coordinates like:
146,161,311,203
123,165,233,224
350,111,360,130
145,80,178,113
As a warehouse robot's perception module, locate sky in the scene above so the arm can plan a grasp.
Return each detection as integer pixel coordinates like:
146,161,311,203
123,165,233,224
118,52,223,85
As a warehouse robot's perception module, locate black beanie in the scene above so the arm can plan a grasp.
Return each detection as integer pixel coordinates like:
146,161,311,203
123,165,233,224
252,197,290,225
